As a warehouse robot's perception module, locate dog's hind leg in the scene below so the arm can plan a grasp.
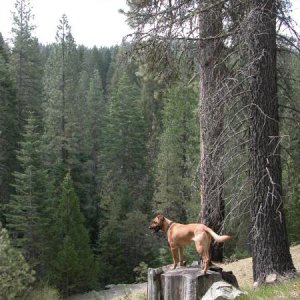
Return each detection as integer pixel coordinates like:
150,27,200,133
194,240,209,274
202,251,210,274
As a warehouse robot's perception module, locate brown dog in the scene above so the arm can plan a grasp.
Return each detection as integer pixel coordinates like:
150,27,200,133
149,214,231,274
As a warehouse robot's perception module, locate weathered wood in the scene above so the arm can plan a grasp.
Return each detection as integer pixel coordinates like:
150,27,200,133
147,265,224,300
147,265,166,300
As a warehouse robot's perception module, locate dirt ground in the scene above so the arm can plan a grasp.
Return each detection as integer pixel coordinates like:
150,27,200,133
216,244,300,288
69,245,300,300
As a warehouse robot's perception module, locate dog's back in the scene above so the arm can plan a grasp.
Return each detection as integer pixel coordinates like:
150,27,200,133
168,223,205,247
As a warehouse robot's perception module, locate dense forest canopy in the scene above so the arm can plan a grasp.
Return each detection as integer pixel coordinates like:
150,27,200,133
0,0,300,297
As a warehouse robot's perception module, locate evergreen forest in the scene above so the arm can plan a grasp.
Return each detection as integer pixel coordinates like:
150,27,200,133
0,0,300,298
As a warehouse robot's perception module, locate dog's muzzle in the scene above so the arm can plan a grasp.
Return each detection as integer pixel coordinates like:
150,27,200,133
149,224,161,233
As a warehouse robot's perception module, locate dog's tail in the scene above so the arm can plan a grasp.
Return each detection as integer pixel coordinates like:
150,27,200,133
204,226,231,243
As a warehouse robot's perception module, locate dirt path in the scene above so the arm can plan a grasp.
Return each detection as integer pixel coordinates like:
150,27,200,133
68,283,147,300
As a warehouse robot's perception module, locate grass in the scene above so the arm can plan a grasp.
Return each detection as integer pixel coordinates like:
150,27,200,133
239,276,300,299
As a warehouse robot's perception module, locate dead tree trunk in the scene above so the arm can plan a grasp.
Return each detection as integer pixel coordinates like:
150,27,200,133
198,0,226,262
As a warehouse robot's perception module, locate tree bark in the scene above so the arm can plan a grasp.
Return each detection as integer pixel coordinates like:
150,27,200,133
198,0,226,261
247,0,295,283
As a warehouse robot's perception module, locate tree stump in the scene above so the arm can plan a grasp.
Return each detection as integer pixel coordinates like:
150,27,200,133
147,264,228,300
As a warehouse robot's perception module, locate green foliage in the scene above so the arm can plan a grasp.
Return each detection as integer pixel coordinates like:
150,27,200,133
133,262,148,283
6,114,51,271
101,65,147,200
279,52,300,245
43,14,80,179
42,17,103,245
77,69,105,241
120,211,160,280
0,225,35,299
11,0,43,126
47,173,99,295
155,244,199,267
156,247,172,266
25,285,61,300
98,62,157,285
286,188,300,244
153,83,199,222
0,33,18,223
2,0,300,290
98,218,126,285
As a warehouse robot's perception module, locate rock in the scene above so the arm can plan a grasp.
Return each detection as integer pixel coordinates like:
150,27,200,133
191,260,200,267
202,281,247,300
220,270,239,288
265,273,277,284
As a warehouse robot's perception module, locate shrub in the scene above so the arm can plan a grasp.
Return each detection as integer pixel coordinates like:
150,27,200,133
0,225,35,299
134,262,148,283
25,285,61,300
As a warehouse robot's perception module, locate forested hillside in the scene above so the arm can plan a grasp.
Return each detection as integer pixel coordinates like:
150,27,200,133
0,0,300,298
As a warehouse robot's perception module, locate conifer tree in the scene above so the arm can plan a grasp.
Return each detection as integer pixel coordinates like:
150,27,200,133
43,14,80,183
153,83,199,222
48,173,98,295
86,69,105,173
0,33,18,223
97,205,125,285
82,69,105,241
5,114,50,270
11,0,43,129
102,70,147,207
98,62,148,283
281,54,300,244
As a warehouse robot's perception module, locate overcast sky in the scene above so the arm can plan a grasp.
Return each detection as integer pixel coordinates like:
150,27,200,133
0,0,130,47
0,0,300,48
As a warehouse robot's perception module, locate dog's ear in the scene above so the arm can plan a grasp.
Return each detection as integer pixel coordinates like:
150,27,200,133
157,214,164,223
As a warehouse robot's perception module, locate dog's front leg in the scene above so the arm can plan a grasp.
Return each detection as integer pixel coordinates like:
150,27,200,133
178,247,185,266
170,247,178,269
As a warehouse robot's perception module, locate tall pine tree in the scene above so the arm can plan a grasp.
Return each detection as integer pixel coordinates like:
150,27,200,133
43,14,80,184
0,33,18,224
98,61,148,284
82,69,105,242
5,114,50,271
48,173,98,295
11,0,43,130
153,83,199,222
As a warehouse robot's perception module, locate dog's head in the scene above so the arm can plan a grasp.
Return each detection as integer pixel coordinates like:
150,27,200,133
149,214,165,233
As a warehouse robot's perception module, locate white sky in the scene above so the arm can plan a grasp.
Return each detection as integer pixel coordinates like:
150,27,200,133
0,0,300,48
0,0,131,47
